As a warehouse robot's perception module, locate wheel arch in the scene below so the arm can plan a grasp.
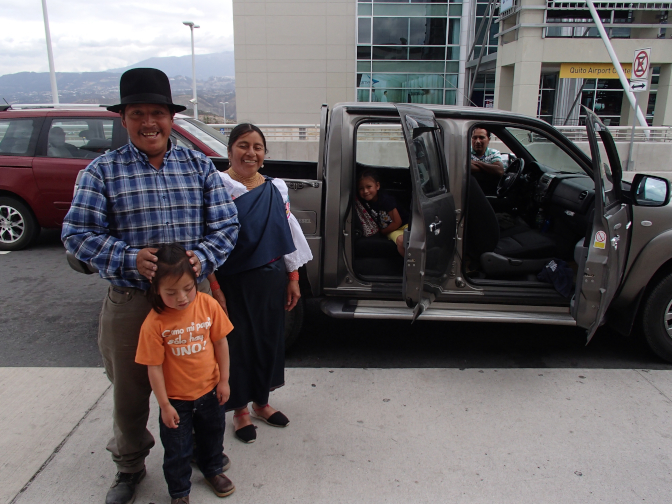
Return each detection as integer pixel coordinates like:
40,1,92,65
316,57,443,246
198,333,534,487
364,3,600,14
0,190,40,223
607,230,672,337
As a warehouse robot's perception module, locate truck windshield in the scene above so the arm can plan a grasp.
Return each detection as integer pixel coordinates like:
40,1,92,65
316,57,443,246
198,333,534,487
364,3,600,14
175,119,229,157
505,127,585,174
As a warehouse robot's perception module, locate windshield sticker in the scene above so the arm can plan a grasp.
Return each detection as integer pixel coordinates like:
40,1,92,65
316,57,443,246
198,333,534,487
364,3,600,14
594,230,607,249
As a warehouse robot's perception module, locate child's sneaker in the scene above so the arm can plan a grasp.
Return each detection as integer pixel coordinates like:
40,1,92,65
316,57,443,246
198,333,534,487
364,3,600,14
206,473,235,497
171,497,189,504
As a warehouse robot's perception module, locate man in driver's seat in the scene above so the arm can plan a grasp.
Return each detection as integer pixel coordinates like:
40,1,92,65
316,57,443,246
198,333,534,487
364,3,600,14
471,127,504,196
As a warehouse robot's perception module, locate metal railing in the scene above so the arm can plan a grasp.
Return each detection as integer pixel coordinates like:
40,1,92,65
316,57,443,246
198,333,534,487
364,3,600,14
213,124,321,141
210,123,672,143
555,126,672,142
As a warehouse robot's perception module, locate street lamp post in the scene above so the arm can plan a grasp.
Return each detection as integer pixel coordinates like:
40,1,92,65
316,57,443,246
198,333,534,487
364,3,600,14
220,101,228,123
41,0,59,104
183,21,200,119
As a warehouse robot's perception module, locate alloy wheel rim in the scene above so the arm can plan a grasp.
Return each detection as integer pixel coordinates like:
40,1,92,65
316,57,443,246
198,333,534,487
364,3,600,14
665,298,672,339
0,205,25,244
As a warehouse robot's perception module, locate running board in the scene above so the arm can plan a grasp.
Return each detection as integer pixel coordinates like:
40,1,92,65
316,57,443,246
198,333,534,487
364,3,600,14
321,299,576,326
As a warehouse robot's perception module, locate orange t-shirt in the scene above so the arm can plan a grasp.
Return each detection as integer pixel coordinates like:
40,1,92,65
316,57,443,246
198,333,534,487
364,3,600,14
135,292,233,401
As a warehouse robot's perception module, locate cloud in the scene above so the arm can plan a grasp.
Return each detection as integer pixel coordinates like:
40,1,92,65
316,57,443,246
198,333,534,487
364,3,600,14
0,0,234,75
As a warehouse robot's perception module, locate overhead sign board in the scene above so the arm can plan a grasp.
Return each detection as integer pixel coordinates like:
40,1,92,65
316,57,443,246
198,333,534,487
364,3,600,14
559,63,632,79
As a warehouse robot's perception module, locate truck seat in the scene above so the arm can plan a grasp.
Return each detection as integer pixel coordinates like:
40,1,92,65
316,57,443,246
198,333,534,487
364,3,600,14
465,175,557,276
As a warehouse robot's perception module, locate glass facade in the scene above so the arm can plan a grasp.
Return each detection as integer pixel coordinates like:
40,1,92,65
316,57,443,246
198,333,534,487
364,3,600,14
537,74,557,124
470,73,495,108
545,9,633,38
580,79,624,126
473,0,499,58
357,0,462,105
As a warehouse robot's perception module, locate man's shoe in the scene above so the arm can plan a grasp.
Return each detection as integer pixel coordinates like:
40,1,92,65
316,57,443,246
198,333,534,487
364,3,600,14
105,468,146,504
205,473,235,497
171,497,189,504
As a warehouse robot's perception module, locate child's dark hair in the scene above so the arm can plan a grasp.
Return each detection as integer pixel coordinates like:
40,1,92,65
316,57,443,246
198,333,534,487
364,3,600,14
147,243,197,313
359,169,381,184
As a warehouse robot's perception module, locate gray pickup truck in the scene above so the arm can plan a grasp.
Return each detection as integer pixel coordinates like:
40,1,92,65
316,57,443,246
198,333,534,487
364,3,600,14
69,103,672,362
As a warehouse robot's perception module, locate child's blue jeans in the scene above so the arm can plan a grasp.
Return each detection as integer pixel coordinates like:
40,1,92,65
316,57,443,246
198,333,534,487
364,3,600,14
159,388,225,498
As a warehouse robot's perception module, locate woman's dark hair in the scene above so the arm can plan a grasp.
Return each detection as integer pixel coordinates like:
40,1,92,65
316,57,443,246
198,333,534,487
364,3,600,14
227,123,268,155
147,243,197,313
358,168,381,184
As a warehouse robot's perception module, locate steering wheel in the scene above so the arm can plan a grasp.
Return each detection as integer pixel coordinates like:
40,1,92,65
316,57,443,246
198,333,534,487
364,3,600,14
497,157,524,198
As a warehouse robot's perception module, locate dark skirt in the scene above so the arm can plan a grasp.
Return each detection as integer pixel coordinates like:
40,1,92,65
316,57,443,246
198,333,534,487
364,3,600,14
216,259,287,411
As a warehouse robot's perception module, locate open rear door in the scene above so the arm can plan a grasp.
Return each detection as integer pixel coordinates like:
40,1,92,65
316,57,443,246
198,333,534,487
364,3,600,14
396,104,456,320
572,109,632,342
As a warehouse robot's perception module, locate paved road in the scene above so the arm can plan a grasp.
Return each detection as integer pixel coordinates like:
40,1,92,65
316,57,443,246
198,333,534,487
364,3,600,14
1,229,670,369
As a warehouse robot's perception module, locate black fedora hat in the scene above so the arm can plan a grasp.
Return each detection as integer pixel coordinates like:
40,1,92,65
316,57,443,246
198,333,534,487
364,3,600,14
107,68,187,113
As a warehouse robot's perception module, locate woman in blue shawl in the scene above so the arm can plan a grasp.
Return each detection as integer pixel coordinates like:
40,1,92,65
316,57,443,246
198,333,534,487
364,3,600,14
212,124,312,444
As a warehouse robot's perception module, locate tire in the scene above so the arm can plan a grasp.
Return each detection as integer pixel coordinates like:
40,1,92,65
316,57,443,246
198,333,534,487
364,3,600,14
0,197,39,251
284,296,305,350
641,272,672,363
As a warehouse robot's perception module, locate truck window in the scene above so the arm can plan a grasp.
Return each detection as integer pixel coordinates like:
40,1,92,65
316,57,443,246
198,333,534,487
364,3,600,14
355,122,408,169
411,129,446,196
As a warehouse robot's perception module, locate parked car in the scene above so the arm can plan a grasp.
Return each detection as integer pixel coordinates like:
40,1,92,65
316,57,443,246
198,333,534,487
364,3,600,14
64,102,672,363
0,104,228,251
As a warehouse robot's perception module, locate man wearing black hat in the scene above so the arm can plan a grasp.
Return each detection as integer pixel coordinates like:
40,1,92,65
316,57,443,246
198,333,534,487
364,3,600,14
62,68,240,504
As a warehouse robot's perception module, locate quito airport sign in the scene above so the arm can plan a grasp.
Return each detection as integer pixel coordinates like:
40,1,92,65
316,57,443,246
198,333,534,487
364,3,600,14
560,63,632,79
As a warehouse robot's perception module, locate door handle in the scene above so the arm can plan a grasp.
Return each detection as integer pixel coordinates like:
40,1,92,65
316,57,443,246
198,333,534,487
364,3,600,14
429,219,442,236
611,235,620,250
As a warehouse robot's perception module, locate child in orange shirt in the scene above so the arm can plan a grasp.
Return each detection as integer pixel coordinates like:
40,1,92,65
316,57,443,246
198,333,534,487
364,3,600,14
135,243,234,503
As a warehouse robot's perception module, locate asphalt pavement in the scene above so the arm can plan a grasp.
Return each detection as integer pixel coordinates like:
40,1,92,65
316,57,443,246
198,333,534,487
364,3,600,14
1,229,670,370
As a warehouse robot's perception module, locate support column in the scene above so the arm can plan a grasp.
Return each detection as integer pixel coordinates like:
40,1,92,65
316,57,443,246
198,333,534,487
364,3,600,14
507,0,544,118
494,64,514,111
511,61,542,117
653,64,672,126
458,0,472,105
621,71,652,126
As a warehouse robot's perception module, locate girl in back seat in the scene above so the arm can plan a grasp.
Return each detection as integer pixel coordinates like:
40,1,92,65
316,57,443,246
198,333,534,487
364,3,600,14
357,169,409,256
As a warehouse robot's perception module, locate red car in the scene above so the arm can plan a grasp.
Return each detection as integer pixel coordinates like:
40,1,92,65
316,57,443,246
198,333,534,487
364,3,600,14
0,104,229,251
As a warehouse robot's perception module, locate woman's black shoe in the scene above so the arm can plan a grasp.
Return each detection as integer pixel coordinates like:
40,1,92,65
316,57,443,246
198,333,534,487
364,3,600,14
234,424,257,443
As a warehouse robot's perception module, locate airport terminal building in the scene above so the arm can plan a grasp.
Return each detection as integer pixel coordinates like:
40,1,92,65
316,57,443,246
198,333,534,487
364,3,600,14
232,0,672,126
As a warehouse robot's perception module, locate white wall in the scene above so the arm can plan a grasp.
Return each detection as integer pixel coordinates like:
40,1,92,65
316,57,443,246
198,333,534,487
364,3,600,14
233,0,356,124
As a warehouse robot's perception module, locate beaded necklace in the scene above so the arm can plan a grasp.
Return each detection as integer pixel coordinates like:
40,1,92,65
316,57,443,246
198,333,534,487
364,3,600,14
226,167,265,191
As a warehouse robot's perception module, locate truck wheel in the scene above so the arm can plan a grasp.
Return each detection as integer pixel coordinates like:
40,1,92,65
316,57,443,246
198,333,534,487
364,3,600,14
284,297,304,350
0,197,38,251
642,272,672,363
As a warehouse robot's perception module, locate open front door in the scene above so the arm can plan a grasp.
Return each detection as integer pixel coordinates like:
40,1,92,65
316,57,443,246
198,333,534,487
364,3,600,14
396,104,456,319
572,109,632,342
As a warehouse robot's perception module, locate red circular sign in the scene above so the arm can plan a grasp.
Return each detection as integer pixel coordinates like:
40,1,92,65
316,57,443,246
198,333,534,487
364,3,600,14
634,51,649,79
595,231,607,243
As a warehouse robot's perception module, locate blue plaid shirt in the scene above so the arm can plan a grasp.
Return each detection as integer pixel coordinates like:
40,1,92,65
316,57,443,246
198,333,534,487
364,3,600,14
62,141,239,291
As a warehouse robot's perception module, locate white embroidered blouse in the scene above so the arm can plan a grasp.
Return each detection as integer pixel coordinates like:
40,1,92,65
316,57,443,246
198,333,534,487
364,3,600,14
218,172,313,273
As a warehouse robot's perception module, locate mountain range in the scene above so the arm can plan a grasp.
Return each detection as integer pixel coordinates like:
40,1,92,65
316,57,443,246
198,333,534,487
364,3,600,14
110,51,235,80
0,52,236,121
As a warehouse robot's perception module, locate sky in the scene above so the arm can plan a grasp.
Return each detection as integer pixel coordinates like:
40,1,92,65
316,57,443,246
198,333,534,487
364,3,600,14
0,0,234,76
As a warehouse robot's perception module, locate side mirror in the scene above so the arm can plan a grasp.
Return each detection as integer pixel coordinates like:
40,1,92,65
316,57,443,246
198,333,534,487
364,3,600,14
631,174,671,207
